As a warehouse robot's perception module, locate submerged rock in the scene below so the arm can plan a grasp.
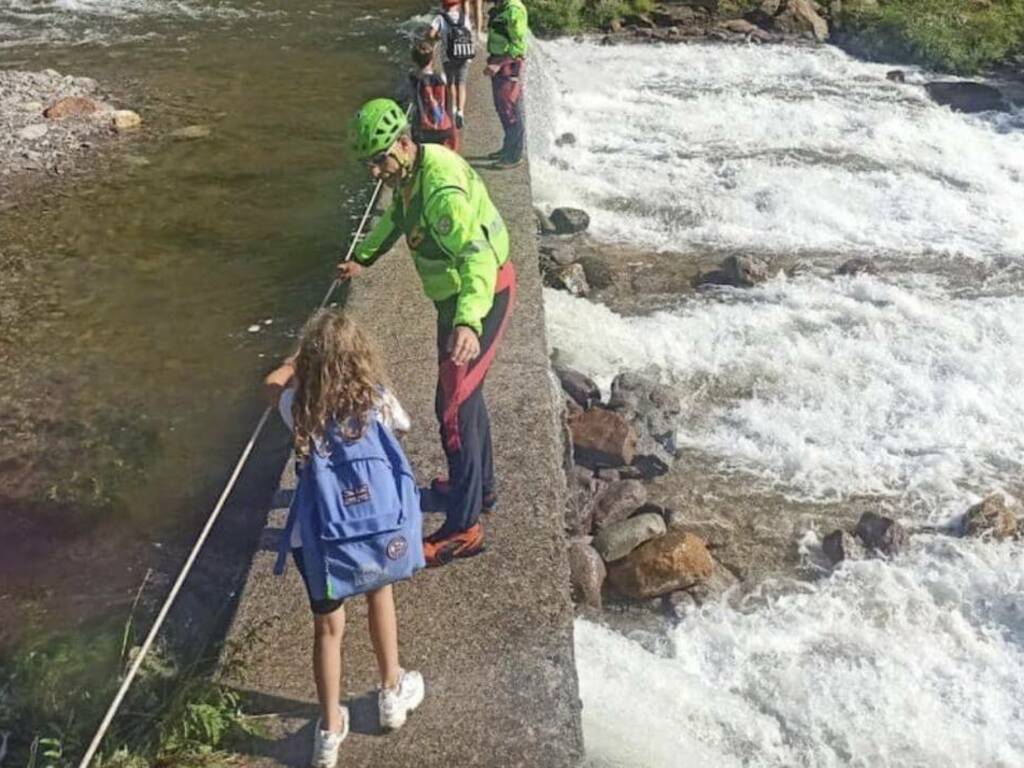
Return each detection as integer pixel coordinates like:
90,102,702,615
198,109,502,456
171,124,211,140
822,529,866,565
697,255,770,288
569,408,638,468
569,540,606,609
550,207,591,235
607,529,714,600
961,493,1017,540
593,512,666,562
836,257,878,276
592,479,648,532
535,207,557,236
925,81,1008,113
854,511,908,556
887,70,906,83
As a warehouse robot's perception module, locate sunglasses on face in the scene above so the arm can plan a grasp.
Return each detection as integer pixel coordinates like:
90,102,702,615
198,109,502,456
367,150,392,168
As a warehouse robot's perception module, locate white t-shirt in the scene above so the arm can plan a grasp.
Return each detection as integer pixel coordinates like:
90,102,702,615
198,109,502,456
278,386,411,547
431,7,471,62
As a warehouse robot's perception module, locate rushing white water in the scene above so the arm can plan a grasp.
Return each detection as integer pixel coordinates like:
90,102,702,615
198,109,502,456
529,39,1024,766
530,40,1024,262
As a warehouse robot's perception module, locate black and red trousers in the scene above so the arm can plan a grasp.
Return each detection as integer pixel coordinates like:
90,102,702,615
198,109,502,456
434,261,517,535
489,56,526,163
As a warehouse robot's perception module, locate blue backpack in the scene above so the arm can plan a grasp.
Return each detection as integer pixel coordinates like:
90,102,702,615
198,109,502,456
274,414,424,601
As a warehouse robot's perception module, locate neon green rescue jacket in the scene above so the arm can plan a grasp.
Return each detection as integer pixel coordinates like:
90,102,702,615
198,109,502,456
353,144,509,335
487,0,529,59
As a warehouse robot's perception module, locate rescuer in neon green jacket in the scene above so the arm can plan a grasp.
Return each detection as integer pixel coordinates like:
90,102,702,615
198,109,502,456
338,98,517,567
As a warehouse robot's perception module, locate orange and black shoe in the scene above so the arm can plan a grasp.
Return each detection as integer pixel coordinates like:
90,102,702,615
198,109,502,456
429,477,498,514
422,524,485,568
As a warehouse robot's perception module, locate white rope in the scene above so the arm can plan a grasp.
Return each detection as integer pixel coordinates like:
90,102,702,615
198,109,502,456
76,176,387,768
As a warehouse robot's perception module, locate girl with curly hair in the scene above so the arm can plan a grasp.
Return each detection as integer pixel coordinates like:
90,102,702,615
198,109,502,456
264,309,424,768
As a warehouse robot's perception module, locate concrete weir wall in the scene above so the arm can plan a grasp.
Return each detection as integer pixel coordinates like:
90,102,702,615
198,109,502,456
220,57,584,766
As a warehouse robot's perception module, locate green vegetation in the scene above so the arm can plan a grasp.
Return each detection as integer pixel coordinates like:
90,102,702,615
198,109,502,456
528,0,656,35
839,0,1024,73
1,613,262,767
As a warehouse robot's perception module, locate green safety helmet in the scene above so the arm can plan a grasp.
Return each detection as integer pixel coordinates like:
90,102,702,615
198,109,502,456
349,98,408,160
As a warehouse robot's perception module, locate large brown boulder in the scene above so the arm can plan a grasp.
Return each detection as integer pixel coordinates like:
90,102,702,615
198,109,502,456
568,541,606,609
962,494,1017,540
774,0,829,41
569,408,637,468
44,96,100,119
607,529,714,599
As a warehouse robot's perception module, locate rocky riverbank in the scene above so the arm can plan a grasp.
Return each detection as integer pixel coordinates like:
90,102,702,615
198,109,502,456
0,69,142,208
538,207,1024,625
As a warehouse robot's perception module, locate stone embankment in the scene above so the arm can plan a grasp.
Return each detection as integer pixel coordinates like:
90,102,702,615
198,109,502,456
539,207,1024,623
0,69,142,204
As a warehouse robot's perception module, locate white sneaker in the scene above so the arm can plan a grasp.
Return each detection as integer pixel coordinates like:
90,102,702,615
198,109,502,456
311,705,349,768
378,669,425,731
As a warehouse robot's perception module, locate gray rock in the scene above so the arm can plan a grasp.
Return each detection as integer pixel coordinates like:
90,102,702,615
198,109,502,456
535,207,557,236
565,465,599,536
887,70,906,83
961,493,1017,540
550,207,591,235
568,541,606,609
18,124,48,140
663,510,735,549
577,255,614,290
689,559,740,604
822,529,865,566
552,263,590,296
608,371,681,474
553,364,601,410
697,255,770,288
662,589,697,620
593,513,667,563
925,81,1008,113
854,511,908,556
592,480,648,532
596,468,621,482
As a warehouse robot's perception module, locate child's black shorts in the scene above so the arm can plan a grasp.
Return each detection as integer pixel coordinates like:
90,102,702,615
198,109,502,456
292,548,345,615
444,60,470,85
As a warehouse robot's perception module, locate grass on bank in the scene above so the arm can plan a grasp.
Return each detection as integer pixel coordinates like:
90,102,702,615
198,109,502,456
529,0,655,35
1,609,264,767
840,0,1024,73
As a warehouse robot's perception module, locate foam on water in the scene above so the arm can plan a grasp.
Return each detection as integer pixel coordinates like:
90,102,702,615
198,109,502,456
578,538,1024,767
546,276,1024,513
0,0,255,47
531,39,1024,766
529,40,1024,261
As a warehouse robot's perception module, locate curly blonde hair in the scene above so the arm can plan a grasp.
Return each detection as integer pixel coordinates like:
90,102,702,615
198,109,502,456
291,309,389,459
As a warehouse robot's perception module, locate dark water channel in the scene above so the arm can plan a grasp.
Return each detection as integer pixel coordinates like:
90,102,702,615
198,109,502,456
1,0,425,657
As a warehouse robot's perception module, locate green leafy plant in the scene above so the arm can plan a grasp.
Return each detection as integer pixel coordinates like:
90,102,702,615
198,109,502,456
841,0,1024,73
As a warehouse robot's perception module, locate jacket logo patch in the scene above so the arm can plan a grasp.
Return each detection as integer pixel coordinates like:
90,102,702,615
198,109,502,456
342,485,371,505
386,536,408,561
436,215,452,236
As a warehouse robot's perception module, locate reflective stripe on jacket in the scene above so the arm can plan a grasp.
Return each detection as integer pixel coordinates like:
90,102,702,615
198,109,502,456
354,144,509,335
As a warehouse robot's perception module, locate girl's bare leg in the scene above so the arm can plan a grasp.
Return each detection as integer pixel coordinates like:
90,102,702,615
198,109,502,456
366,584,400,688
458,83,467,116
313,606,346,731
